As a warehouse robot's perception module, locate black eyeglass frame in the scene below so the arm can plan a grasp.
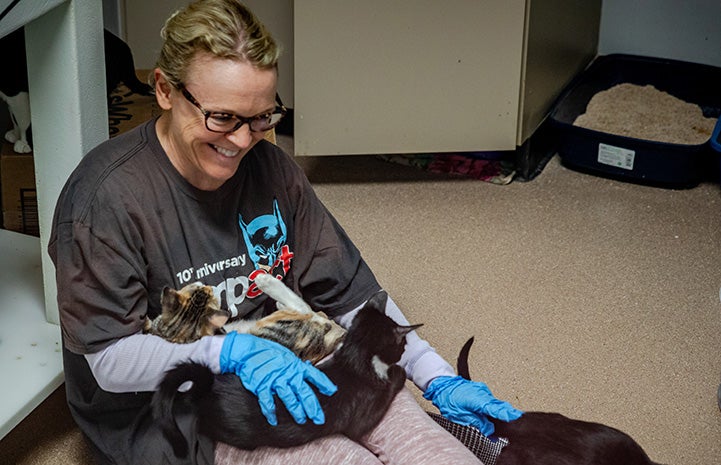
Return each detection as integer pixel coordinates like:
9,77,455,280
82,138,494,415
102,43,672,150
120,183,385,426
178,84,287,134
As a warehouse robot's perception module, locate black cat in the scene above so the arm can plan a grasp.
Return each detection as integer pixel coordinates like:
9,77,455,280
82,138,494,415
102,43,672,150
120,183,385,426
0,27,152,152
152,291,422,458
0,27,152,99
457,337,664,465
0,28,28,98
103,29,154,98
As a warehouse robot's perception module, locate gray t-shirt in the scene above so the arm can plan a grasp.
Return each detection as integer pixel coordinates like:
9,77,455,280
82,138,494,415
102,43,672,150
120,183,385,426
48,118,380,463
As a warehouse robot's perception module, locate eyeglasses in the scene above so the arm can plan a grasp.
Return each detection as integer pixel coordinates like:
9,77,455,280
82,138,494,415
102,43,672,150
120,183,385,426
178,84,287,134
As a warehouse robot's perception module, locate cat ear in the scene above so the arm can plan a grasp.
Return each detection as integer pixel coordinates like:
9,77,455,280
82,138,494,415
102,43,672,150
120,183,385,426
393,323,422,345
365,290,388,313
160,286,180,311
395,323,423,338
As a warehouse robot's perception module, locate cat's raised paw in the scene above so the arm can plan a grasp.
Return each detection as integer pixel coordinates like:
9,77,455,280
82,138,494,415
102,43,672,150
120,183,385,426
253,273,277,289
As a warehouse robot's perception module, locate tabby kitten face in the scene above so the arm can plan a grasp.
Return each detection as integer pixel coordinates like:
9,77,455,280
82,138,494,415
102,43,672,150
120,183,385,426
144,282,229,344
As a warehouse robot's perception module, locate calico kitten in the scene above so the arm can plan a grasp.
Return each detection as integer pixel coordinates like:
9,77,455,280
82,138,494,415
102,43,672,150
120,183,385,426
144,276,345,363
457,337,663,465
224,273,346,363
152,291,422,458
224,308,345,364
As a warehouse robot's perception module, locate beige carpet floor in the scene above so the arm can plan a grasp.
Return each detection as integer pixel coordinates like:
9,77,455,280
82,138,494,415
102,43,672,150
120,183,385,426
1,141,719,464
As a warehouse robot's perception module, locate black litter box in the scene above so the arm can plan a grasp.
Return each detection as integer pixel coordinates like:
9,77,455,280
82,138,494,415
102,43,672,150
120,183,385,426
549,54,721,188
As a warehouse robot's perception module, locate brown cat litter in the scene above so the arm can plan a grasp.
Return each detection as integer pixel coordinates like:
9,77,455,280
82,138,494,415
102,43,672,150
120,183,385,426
573,83,716,145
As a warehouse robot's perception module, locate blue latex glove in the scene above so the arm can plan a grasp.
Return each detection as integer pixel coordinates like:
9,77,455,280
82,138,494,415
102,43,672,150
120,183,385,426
219,331,337,426
423,375,523,436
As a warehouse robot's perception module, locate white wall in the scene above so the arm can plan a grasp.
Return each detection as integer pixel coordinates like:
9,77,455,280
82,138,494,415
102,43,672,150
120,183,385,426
599,0,721,67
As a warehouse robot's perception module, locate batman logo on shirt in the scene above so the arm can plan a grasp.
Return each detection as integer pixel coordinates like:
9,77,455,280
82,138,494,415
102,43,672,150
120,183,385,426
239,198,287,272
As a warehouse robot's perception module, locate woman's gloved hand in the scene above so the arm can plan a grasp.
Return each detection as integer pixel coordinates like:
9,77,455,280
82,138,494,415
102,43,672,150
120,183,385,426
219,331,337,426
423,375,523,436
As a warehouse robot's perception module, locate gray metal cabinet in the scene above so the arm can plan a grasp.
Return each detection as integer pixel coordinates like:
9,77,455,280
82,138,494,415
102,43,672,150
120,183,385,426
293,1,601,155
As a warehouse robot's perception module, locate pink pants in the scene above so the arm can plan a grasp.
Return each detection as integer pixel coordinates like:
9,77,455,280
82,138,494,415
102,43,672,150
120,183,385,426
214,389,483,464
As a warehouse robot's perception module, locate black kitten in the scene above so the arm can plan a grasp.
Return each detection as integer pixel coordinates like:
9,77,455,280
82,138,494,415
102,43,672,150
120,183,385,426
103,30,154,97
152,291,422,458
457,337,663,465
0,28,152,99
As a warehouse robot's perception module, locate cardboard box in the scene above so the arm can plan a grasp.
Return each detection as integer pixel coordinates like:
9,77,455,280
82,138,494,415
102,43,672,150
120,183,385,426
1,141,38,236
108,77,161,137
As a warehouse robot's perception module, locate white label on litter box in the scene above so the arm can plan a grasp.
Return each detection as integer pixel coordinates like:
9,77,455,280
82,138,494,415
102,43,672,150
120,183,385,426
597,143,635,170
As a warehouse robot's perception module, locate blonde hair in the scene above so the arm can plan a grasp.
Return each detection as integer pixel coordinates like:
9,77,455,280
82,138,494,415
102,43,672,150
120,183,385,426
156,0,279,87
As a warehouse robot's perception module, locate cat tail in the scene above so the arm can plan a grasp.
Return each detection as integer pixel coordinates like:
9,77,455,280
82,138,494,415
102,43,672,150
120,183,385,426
456,336,475,380
152,362,214,459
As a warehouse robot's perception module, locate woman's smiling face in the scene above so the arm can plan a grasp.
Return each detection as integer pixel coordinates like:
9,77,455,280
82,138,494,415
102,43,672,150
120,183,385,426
155,52,278,191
